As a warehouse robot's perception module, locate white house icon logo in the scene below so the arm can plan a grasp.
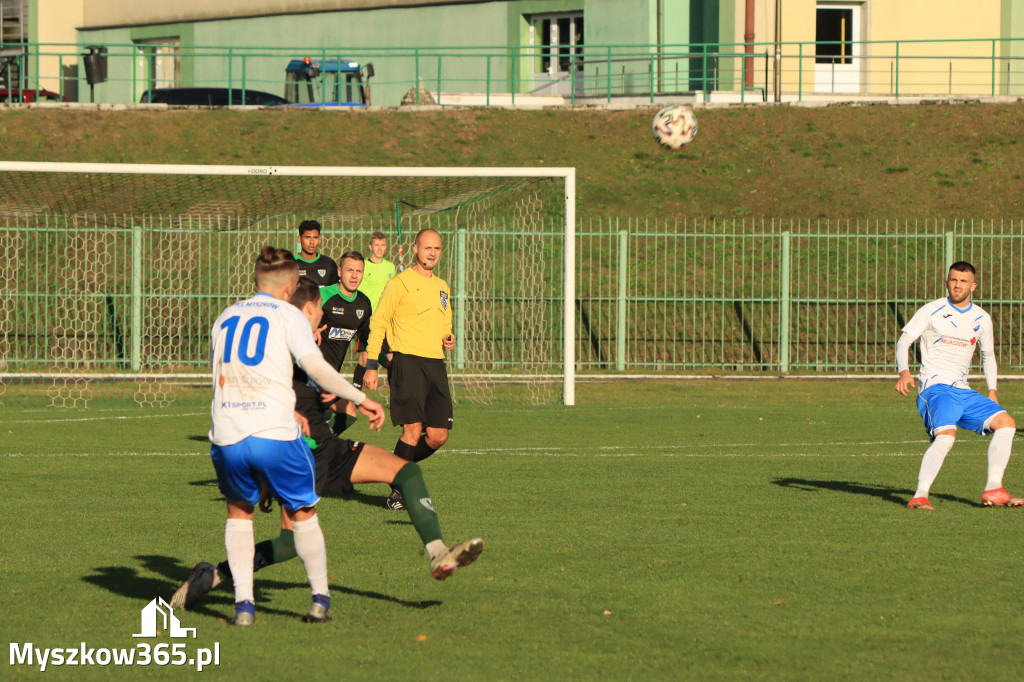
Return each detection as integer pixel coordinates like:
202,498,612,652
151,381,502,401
133,597,196,638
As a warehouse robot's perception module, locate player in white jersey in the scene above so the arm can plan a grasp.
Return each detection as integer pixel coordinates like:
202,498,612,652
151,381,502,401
895,261,1021,510
209,245,385,625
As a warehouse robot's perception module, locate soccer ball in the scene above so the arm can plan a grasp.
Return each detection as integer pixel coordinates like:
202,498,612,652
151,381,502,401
652,105,698,150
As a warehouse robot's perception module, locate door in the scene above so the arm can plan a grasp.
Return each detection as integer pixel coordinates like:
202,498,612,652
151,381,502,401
814,4,862,94
529,13,584,96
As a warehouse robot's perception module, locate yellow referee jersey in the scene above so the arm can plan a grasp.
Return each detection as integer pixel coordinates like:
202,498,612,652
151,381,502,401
366,268,452,359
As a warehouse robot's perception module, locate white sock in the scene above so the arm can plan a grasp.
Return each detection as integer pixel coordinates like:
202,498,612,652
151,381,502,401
225,518,255,604
915,434,956,499
985,427,1015,490
292,516,329,596
426,539,447,561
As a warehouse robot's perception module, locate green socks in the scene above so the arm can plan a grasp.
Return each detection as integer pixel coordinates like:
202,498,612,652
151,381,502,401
391,462,443,544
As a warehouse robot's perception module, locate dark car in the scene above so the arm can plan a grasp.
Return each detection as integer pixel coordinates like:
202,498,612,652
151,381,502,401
0,88,73,103
139,87,288,106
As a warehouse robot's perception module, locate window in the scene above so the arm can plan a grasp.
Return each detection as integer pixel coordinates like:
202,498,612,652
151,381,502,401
0,0,28,88
816,6,854,65
532,13,584,75
136,38,181,90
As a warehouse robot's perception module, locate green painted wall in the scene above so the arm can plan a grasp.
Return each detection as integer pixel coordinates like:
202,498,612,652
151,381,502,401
1001,0,1024,93
77,0,741,105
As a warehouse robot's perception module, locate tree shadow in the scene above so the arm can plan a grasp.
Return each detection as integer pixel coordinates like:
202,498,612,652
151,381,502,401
83,554,439,622
773,478,981,508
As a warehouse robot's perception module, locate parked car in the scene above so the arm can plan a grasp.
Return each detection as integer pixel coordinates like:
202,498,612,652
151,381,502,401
139,87,288,106
0,88,73,103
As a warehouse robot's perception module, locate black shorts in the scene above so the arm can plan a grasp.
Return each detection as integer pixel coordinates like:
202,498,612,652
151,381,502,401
389,352,454,430
312,438,366,495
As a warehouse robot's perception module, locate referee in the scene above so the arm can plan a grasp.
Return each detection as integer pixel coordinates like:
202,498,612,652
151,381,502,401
363,228,456,510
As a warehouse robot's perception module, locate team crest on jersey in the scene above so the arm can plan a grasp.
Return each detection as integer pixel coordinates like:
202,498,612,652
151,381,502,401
440,291,448,310
356,310,364,319
317,269,327,278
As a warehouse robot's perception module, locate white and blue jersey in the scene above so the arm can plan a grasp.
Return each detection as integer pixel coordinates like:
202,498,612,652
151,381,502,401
208,292,324,510
209,292,321,445
897,296,1003,436
898,297,996,393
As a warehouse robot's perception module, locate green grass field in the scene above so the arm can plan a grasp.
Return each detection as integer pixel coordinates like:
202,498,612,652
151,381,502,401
3,380,1024,680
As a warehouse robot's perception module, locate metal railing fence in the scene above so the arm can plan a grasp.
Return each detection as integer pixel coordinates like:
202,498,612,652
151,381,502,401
574,218,1024,372
3,217,1023,382
4,37,1024,107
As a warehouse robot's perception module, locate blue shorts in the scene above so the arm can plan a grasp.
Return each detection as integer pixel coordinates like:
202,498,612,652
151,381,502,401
916,384,1005,438
210,436,320,511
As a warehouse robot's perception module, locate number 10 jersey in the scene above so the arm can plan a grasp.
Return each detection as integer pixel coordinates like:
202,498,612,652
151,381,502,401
209,292,321,446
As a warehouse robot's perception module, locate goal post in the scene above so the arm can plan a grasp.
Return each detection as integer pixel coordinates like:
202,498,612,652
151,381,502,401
0,161,576,407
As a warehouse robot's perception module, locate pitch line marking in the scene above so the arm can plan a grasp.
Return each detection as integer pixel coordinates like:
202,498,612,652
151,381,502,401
6,412,206,424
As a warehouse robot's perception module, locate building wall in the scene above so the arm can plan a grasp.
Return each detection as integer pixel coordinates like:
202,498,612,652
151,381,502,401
727,0,1016,97
63,0,1024,104
79,2,521,105
80,0,489,29
34,0,84,97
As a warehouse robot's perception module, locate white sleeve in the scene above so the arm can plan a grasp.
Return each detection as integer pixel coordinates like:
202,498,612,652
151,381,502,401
979,316,998,391
297,352,367,405
895,332,915,374
895,306,931,373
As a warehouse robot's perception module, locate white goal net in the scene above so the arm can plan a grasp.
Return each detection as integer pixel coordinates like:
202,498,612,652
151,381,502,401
0,162,576,407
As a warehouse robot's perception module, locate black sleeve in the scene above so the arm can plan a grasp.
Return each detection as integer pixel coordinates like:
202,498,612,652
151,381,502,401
324,257,339,286
357,293,372,347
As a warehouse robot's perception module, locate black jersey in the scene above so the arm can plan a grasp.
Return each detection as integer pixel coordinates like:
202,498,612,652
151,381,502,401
318,285,372,370
295,253,339,288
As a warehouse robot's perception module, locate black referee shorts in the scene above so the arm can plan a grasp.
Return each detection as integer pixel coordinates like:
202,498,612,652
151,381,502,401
389,351,454,430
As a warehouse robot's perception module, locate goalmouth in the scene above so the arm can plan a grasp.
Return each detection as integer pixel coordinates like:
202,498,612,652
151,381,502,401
0,162,576,407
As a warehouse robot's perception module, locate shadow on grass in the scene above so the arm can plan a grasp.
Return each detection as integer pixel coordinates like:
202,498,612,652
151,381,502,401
186,435,208,443
773,478,981,508
83,554,439,621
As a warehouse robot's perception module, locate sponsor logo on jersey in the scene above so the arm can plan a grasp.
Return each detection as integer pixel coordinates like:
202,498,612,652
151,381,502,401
331,307,345,314
298,268,307,277
440,291,448,310
938,337,972,349
328,327,356,341
971,337,976,345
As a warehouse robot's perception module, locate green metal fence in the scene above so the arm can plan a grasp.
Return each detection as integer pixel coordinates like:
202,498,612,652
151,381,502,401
574,218,1024,373
4,37,1024,107
4,217,1023,384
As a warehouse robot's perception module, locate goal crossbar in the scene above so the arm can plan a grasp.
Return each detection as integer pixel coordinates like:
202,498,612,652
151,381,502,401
0,161,576,406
